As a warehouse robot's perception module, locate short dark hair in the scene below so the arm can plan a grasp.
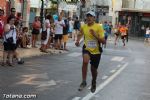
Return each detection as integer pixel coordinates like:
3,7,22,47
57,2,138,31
46,15,51,19
11,8,16,12
0,9,4,14
7,16,16,23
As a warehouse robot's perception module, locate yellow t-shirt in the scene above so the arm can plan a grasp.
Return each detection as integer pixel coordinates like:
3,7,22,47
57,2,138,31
81,23,104,54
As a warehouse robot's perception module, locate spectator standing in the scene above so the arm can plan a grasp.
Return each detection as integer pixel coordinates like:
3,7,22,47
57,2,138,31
144,27,150,43
7,7,24,64
2,16,17,66
40,15,51,52
46,15,54,49
63,18,69,51
68,17,73,38
73,17,80,41
32,16,41,48
54,15,65,50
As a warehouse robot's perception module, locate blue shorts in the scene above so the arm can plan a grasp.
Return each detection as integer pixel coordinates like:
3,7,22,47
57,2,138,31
145,34,149,38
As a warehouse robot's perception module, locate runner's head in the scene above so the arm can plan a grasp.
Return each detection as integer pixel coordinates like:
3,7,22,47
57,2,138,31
86,11,95,25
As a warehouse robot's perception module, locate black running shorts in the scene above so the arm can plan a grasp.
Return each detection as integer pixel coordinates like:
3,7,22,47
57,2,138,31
82,45,101,69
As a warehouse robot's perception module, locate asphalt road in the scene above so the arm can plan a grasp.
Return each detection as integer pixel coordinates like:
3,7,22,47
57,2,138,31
0,38,150,100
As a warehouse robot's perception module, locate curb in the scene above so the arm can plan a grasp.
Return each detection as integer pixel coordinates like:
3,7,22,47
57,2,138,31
0,48,68,60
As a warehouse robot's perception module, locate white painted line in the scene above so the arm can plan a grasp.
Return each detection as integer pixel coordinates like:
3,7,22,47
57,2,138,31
102,76,108,80
88,86,91,90
67,52,82,57
81,63,128,100
117,64,121,68
37,80,56,87
141,92,150,96
104,48,129,53
111,56,124,62
110,70,116,73
72,97,81,100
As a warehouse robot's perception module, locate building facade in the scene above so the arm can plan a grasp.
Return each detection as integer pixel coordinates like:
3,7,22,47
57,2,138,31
78,0,111,22
110,0,150,37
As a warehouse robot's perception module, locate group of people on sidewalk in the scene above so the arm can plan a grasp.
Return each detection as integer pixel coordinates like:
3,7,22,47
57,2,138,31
30,11,83,52
30,14,70,52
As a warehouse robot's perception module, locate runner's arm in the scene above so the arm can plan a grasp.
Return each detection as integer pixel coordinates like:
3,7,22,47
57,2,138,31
95,34,105,44
76,28,83,42
75,28,84,46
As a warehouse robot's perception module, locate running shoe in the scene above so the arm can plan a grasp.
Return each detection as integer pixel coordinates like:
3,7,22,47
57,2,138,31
78,81,87,91
91,80,96,93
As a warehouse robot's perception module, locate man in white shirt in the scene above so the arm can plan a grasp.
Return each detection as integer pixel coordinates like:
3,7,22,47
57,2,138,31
54,15,65,49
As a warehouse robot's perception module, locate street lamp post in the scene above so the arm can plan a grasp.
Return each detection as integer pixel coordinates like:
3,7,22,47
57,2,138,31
57,0,60,14
134,0,136,8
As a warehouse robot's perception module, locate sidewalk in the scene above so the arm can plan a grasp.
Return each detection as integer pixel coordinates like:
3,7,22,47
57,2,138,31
0,41,67,60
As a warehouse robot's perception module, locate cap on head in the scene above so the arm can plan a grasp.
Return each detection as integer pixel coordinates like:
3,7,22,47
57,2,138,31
86,11,96,17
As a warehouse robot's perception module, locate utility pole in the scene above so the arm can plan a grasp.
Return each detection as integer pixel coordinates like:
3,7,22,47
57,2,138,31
134,0,136,8
40,0,44,32
57,0,59,15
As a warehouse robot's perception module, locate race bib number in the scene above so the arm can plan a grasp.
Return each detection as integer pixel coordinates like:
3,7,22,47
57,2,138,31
87,40,97,48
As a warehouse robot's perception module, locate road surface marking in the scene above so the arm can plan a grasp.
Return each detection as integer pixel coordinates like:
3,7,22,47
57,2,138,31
72,97,81,100
110,70,116,73
37,80,56,87
141,92,150,97
117,64,121,68
81,63,128,100
104,48,130,53
67,52,82,57
111,56,124,62
16,73,57,88
102,76,108,80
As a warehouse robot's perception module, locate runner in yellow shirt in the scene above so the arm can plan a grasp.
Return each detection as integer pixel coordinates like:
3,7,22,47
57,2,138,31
75,11,105,93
